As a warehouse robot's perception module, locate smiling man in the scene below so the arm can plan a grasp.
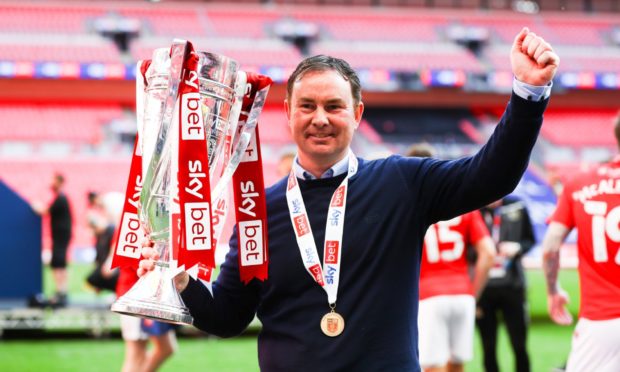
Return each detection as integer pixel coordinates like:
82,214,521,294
139,28,559,371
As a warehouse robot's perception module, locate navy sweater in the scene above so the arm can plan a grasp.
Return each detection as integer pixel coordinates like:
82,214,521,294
182,93,547,371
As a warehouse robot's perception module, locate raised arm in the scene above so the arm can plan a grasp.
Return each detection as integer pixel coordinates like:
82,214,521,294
542,221,573,325
416,29,559,224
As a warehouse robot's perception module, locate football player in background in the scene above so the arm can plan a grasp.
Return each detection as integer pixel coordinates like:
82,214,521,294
409,143,496,372
542,114,620,372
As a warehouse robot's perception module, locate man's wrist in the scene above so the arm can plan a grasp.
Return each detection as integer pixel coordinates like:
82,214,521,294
513,77,552,101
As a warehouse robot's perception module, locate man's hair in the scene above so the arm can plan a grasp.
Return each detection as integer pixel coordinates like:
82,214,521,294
406,143,436,158
54,173,65,185
286,55,362,105
88,191,98,205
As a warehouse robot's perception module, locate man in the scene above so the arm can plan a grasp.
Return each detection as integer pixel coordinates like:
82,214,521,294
85,191,119,292
409,143,496,372
542,116,620,372
140,28,558,371
476,196,536,372
33,173,73,307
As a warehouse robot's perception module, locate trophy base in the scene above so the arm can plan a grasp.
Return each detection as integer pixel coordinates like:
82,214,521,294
110,261,194,326
111,297,193,325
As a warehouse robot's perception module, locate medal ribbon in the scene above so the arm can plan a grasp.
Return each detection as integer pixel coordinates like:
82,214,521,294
285,151,358,305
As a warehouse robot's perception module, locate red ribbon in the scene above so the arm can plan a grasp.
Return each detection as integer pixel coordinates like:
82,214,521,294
232,72,272,284
111,135,145,269
177,44,215,271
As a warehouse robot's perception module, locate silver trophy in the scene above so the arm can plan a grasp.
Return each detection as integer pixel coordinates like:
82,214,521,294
111,41,241,325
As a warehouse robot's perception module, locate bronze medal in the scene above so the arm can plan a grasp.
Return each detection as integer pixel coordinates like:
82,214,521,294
320,311,345,337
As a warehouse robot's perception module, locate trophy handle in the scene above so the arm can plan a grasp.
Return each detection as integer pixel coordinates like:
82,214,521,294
211,85,270,201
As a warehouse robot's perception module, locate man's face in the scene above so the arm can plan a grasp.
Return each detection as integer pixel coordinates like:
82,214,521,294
285,69,363,167
51,178,61,193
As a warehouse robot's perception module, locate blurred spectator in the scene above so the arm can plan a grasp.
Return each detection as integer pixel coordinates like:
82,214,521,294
542,114,620,372
277,151,295,177
85,191,120,293
406,142,435,158
410,143,495,372
31,173,73,307
476,196,535,372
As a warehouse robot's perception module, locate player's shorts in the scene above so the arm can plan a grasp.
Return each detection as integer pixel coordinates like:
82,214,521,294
120,315,148,341
50,233,70,268
141,318,177,336
567,317,620,372
418,294,476,368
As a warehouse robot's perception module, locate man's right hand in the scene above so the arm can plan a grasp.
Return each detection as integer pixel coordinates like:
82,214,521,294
547,289,573,326
138,240,190,293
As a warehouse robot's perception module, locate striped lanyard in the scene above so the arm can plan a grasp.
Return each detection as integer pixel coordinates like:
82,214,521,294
285,151,358,306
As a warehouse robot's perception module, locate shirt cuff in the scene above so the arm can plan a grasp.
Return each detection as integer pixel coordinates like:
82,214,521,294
513,78,552,101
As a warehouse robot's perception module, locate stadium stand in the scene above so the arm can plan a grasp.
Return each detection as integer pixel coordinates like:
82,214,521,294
541,109,619,147
1,0,620,272
0,4,106,33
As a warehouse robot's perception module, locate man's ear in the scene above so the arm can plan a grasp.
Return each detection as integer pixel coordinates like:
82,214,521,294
354,101,364,129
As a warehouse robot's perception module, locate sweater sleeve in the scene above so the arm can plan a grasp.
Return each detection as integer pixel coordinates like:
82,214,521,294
181,227,261,338
414,93,548,224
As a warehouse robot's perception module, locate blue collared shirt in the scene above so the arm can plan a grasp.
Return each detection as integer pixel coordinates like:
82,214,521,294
294,153,351,180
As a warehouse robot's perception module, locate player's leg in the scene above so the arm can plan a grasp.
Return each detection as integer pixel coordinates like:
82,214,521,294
50,234,70,305
447,295,476,372
142,320,178,372
501,287,530,372
419,296,451,372
476,288,499,372
119,315,148,372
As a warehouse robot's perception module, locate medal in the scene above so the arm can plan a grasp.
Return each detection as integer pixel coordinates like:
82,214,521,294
321,310,345,337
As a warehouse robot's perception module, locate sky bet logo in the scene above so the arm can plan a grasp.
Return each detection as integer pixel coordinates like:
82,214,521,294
324,240,339,264
181,91,204,140
309,264,324,286
294,214,310,237
329,209,341,227
184,202,211,251
116,212,144,259
239,220,263,266
325,265,337,285
331,185,345,207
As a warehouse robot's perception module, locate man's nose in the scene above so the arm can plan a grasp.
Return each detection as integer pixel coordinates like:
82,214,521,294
311,107,328,127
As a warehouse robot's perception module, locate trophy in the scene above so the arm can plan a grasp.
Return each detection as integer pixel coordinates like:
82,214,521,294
111,41,245,325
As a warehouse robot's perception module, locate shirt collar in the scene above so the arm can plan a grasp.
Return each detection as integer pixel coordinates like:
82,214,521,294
293,152,352,180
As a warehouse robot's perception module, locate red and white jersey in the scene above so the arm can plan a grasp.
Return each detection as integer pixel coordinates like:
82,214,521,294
550,156,620,321
420,210,490,300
